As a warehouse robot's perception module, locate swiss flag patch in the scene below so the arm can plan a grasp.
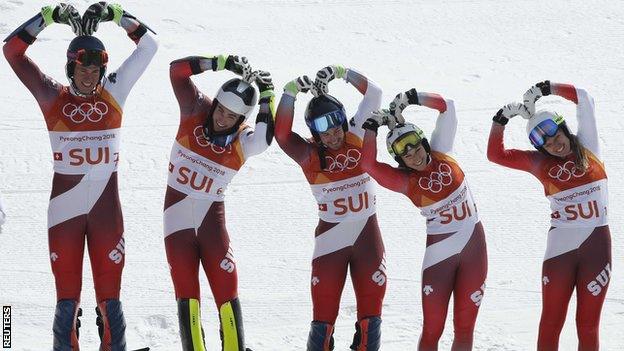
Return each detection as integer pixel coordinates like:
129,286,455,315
318,203,328,211
53,152,63,161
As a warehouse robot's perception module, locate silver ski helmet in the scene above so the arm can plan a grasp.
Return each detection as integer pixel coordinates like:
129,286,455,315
526,109,569,149
66,35,108,94
386,123,430,164
304,94,348,143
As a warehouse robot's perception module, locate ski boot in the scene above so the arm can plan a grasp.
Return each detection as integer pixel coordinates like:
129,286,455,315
96,299,127,351
52,299,81,351
177,298,207,351
219,298,247,351
307,321,334,351
349,317,381,351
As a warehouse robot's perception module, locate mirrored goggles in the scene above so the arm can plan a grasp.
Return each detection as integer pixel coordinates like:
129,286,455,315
70,49,109,67
392,132,423,156
528,116,564,148
308,110,347,133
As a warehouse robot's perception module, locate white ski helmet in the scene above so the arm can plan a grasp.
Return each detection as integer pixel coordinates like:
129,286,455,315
215,78,258,119
386,122,428,158
526,109,567,148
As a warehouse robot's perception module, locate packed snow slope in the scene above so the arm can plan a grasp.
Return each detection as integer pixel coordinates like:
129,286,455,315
1,0,623,350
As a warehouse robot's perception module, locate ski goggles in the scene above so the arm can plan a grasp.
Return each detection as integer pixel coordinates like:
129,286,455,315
528,114,565,148
307,110,347,133
392,131,424,156
69,49,109,67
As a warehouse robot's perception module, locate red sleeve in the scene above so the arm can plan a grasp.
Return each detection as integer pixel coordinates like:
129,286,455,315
361,129,410,194
169,59,203,117
274,95,313,165
418,92,447,112
551,83,578,104
486,122,540,173
3,35,60,111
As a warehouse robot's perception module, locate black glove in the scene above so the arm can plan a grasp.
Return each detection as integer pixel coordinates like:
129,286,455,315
223,55,251,77
389,88,419,117
42,3,83,35
254,70,275,103
82,2,113,35
536,80,551,96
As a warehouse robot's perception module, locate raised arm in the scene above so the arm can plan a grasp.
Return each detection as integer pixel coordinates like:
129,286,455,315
359,112,410,193
239,71,276,158
487,103,540,173
553,83,599,157
392,89,456,154
275,76,316,165
81,3,158,107
524,80,600,157
2,5,80,110
169,55,248,118
315,65,382,130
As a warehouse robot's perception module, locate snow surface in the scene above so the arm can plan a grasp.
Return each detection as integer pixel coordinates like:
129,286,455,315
1,0,623,350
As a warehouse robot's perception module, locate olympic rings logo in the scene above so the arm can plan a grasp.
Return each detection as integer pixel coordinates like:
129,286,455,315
193,126,232,154
548,161,586,182
418,163,453,193
324,149,361,173
62,102,109,123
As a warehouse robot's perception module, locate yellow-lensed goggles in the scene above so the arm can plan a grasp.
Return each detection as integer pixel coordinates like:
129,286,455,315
392,131,423,156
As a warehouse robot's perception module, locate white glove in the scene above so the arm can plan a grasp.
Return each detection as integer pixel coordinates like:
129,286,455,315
523,86,543,116
502,102,531,119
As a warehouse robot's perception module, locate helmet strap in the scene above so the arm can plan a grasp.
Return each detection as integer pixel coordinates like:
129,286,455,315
66,62,106,98
203,100,243,142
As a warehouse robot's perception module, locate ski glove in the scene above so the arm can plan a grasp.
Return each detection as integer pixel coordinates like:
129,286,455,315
314,65,347,95
284,76,315,98
41,4,83,35
523,81,552,115
493,102,530,125
253,70,275,101
535,80,551,96
213,55,254,82
363,109,397,132
82,2,124,35
389,88,419,118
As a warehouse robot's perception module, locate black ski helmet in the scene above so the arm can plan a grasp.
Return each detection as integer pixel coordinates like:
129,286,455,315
304,94,348,142
204,78,258,138
66,35,108,94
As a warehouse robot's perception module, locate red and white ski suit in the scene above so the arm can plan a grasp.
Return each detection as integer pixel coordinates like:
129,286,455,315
361,93,487,351
487,84,611,351
3,25,157,303
165,58,273,306
275,70,386,324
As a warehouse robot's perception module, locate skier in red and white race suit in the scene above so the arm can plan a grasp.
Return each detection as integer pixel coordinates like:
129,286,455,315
275,66,385,351
360,89,488,351
3,3,157,350
166,54,274,351
487,81,611,351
